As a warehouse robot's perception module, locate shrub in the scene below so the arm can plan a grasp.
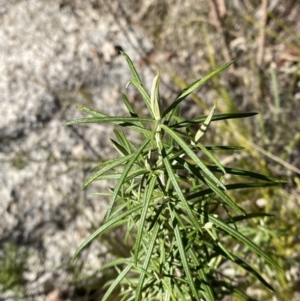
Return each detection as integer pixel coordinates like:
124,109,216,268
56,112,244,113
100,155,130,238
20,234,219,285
66,52,283,301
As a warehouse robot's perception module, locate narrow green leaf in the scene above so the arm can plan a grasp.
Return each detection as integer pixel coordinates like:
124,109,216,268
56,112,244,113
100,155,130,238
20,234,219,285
224,212,273,224
204,146,245,151
111,139,129,156
189,249,215,301
208,214,282,270
150,73,161,120
105,137,150,220
83,154,134,188
128,79,152,116
93,168,148,182
135,222,160,301
203,177,246,215
134,175,157,264
233,255,275,291
113,129,132,154
196,142,226,175
90,155,130,172
224,182,280,190
163,154,202,231
171,213,200,301
73,204,143,261
100,257,133,271
121,51,143,84
65,116,154,126
160,278,180,301
187,182,279,202
170,112,258,128
76,105,107,117
101,264,133,301
206,165,285,183
120,93,138,117
194,103,216,143
120,93,148,134
172,283,189,301
163,61,233,117
161,125,226,190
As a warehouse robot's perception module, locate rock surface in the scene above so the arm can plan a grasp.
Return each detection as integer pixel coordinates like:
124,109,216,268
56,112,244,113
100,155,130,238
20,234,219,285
0,1,154,299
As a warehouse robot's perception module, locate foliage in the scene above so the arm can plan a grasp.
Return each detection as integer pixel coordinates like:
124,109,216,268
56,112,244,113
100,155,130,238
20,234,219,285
66,52,284,301
0,242,27,296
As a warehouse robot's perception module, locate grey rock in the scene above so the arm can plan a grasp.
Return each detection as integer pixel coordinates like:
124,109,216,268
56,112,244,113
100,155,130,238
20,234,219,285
0,0,153,299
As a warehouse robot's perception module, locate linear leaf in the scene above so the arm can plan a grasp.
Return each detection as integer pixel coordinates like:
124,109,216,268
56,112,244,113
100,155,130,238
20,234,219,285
163,61,233,117
121,51,143,84
187,182,280,201
73,204,143,261
224,212,273,224
94,169,148,182
163,154,202,231
170,112,258,128
203,177,245,215
161,125,226,190
171,212,200,301
150,72,161,120
113,129,131,152
120,93,148,134
233,256,275,291
196,142,226,174
208,214,282,270
206,165,285,183
83,154,134,188
135,222,160,301
134,175,157,264
160,278,180,301
204,146,245,151
194,103,216,143
65,116,154,126
76,105,107,117
101,264,133,301
189,249,215,301
100,257,133,271
105,138,150,220
111,139,129,156
128,79,152,116
120,93,139,117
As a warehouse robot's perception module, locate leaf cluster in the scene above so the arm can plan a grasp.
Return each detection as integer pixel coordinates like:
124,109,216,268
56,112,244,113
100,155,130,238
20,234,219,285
65,52,283,301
